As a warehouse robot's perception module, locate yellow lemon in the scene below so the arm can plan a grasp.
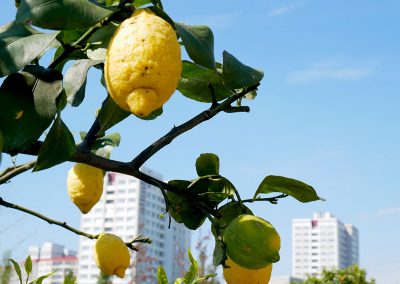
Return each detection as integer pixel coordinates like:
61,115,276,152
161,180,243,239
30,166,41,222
67,163,104,214
223,215,281,269
94,233,130,278
223,257,272,284
105,9,182,117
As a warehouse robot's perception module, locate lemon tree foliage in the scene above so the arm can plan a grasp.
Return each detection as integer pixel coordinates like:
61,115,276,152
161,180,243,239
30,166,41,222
0,0,323,283
303,265,375,284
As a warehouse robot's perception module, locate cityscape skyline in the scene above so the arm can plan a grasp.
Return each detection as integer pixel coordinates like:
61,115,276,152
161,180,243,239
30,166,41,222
1,1,399,283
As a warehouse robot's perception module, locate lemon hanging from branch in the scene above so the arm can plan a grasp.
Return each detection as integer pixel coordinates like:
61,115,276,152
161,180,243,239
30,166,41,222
104,9,182,117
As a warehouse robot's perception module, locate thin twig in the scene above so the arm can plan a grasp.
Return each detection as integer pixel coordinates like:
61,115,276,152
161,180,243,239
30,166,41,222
0,161,37,185
131,84,259,168
242,193,289,204
0,197,98,239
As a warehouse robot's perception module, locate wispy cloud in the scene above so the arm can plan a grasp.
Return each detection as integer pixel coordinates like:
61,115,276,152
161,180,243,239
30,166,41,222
287,61,373,84
356,207,400,220
377,207,400,217
268,2,305,17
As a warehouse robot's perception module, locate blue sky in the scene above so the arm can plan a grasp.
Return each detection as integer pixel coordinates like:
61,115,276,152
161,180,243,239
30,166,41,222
1,1,400,283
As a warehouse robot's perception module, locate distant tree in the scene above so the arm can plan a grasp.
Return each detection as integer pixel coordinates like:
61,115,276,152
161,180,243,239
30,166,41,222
303,265,375,284
0,250,11,284
97,271,112,284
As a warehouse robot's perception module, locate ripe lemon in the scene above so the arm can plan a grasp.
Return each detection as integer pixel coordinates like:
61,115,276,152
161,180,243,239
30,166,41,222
223,257,272,284
104,9,182,117
94,233,130,278
67,163,104,214
223,215,281,269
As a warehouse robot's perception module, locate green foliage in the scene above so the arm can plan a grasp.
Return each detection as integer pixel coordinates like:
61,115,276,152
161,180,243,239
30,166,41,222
16,0,113,30
303,265,375,284
34,115,76,171
157,250,216,284
5,255,55,284
176,24,216,70
64,59,103,107
96,271,112,284
0,250,12,284
222,50,264,91
195,153,220,176
254,175,324,203
0,22,59,77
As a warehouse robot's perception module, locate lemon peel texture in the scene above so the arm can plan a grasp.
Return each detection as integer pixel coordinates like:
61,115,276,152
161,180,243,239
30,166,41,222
67,163,104,214
223,257,272,284
223,214,281,269
105,9,182,117
94,233,130,278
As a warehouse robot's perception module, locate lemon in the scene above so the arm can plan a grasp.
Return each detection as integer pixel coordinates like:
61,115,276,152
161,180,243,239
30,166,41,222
223,215,281,269
67,163,104,214
104,9,182,117
223,257,272,284
94,233,130,278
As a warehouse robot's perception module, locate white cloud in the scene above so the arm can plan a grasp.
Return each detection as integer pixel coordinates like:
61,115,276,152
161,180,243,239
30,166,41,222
377,207,400,217
268,2,305,17
287,61,373,84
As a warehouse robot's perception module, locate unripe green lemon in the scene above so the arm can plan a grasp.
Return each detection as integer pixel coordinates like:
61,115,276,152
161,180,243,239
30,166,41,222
223,257,272,284
67,163,103,214
94,233,130,278
223,214,280,269
105,9,182,117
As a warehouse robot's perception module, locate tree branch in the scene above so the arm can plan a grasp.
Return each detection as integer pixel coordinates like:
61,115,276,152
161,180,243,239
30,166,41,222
0,197,97,239
0,161,36,185
19,144,220,217
130,84,259,168
242,193,289,204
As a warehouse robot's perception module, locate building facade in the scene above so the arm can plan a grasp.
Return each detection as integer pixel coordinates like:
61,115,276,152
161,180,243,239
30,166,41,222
12,242,78,284
77,170,191,284
292,212,359,279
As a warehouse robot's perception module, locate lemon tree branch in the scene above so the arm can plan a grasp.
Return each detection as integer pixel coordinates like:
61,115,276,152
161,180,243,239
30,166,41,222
0,160,37,185
130,83,260,168
19,144,220,217
0,197,98,239
242,194,289,205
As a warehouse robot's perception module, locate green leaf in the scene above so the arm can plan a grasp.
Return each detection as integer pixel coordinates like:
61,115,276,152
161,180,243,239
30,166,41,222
222,50,264,90
178,61,230,103
212,241,226,267
9,259,22,284
135,107,163,121
16,0,113,30
24,255,32,275
134,0,152,8
184,249,199,284
31,272,55,284
0,72,54,153
188,176,235,205
0,131,3,165
167,181,207,230
253,175,324,203
157,266,169,284
97,95,130,136
0,22,59,77
87,22,118,60
195,153,219,176
20,65,64,119
176,24,216,69
64,59,103,107
80,132,120,159
34,116,76,171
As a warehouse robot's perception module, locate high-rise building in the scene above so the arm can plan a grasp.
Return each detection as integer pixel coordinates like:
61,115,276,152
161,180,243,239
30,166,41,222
292,212,359,279
77,170,191,284
11,242,78,284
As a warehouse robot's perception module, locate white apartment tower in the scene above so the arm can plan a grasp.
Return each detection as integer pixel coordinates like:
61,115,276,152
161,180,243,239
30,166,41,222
11,242,78,284
292,212,359,279
77,170,191,284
